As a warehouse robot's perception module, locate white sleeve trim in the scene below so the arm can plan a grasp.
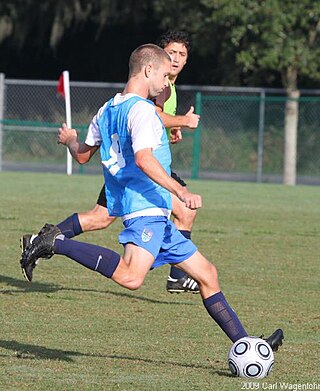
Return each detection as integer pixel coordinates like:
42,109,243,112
128,101,163,153
84,102,109,146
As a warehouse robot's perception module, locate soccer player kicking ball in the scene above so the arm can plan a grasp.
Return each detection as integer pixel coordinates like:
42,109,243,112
21,30,201,294
21,44,284,352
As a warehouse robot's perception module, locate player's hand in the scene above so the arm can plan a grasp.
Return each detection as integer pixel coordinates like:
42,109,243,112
178,190,202,209
170,127,182,144
57,123,78,146
185,106,200,129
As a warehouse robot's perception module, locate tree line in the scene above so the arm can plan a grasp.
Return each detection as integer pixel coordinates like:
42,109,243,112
1,0,320,90
1,0,320,185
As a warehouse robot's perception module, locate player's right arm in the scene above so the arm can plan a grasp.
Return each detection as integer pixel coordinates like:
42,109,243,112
58,103,107,164
57,123,98,164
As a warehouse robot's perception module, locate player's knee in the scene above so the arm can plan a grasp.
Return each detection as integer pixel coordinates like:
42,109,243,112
198,262,219,287
121,275,144,291
99,216,116,229
90,208,115,229
186,208,197,225
174,207,197,228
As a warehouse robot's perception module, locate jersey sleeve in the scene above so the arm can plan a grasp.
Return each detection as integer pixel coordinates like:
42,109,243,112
84,102,108,146
128,101,163,153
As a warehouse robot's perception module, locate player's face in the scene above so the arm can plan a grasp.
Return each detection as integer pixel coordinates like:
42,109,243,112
164,42,188,78
148,59,171,98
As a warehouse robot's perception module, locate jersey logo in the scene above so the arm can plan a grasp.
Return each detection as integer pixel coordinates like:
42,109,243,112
102,133,126,176
141,228,153,243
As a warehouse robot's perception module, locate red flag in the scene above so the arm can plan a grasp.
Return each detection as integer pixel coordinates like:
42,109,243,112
57,73,65,98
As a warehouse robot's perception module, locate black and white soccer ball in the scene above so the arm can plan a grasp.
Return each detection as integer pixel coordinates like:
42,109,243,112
228,336,274,379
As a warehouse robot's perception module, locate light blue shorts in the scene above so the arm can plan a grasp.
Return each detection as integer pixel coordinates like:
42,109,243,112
118,216,197,269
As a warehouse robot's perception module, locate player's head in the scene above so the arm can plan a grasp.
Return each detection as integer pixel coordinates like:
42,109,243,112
128,44,171,98
157,31,190,79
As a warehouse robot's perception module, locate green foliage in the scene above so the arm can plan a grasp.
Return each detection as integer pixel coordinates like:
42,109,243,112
154,0,320,88
2,0,320,87
195,0,320,88
0,172,319,389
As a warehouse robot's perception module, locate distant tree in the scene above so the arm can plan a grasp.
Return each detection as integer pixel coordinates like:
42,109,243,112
0,0,154,50
211,0,320,184
156,0,320,184
0,0,159,80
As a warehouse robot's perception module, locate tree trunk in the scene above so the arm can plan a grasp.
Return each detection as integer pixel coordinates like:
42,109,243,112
283,67,299,185
284,90,300,185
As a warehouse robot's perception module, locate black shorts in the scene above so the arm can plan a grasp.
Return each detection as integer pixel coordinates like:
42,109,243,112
96,172,187,207
97,185,107,207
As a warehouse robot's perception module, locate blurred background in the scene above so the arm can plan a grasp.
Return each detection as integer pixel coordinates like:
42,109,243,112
1,0,320,184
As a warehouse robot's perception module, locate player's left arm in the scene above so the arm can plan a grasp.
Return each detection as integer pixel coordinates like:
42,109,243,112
135,148,202,210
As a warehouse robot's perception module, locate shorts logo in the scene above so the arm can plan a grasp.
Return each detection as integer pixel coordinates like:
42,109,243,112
141,228,153,242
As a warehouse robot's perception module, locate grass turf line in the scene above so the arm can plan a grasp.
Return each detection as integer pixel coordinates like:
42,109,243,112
0,172,319,390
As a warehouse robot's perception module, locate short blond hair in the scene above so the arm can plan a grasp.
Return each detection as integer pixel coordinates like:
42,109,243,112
129,44,171,77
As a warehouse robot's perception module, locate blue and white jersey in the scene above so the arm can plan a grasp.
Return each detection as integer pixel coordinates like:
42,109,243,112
86,93,172,220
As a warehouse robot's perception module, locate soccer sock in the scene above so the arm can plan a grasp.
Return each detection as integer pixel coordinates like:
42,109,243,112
57,213,83,238
169,230,191,279
203,291,248,342
55,236,120,278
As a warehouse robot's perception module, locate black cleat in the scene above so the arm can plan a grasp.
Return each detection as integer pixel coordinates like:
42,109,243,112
264,328,284,352
166,275,200,294
20,234,38,282
20,224,61,282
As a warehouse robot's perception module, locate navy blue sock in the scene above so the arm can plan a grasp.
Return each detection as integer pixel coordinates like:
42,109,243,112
203,291,248,342
55,237,120,278
57,213,83,238
169,230,191,279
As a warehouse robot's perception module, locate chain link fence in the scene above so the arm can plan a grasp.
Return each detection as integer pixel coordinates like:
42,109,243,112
191,93,320,184
1,76,320,184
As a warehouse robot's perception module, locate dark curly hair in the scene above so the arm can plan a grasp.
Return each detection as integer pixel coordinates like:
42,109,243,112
157,30,191,53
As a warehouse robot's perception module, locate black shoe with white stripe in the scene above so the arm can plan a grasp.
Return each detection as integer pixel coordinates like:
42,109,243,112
20,234,38,282
166,275,200,294
20,224,61,282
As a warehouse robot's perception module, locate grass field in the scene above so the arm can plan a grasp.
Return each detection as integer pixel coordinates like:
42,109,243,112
0,172,319,390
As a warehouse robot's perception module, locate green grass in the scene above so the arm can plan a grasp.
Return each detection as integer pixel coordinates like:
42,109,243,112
0,172,319,390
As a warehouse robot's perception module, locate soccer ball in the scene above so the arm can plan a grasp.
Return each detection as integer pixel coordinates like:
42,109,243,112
228,336,274,379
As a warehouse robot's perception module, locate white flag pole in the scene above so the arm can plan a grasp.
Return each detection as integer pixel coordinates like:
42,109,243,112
63,70,72,175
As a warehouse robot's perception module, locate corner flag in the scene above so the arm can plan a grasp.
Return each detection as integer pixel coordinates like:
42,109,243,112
57,74,65,97
57,70,72,175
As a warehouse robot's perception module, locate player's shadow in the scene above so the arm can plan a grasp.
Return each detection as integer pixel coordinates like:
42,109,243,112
61,287,196,305
0,274,60,294
0,274,196,306
0,339,231,376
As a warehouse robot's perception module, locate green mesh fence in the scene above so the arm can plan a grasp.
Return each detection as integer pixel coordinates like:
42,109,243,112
1,120,88,174
1,94,320,183
191,94,320,183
